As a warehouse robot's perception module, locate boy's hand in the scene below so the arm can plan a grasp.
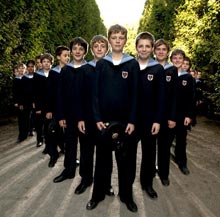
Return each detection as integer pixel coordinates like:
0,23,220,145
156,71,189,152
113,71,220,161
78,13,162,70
46,112,52,119
96,121,106,131
78,121,85,134
19,105,24,110
59,119,67,128
151,123,160,135
125,123,135,135
168,120,176,129
184,117,191,126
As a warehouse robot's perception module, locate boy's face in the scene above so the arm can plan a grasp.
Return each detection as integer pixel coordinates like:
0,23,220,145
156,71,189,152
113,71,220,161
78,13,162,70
27,63,35,75
182,60,190,72
18,66,26,76
41,58,52,71
171,54,184,69
36,58,42,70
71,44,86,63
109,32,126,53
57,50,70,65
154,44,169,62
14,68,18,76
92,41,108,60
136,39,153,61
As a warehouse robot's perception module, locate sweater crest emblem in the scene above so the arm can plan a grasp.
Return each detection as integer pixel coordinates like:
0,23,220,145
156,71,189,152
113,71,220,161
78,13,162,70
122,71,128,79
147,74,154,81
182,80,187,86
166,75,171,82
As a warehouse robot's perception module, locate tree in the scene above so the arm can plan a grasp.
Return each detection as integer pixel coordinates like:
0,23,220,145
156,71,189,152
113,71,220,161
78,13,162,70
0,0,106,116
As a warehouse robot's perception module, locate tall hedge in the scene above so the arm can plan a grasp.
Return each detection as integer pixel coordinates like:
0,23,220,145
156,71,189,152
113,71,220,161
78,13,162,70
0,0,106,117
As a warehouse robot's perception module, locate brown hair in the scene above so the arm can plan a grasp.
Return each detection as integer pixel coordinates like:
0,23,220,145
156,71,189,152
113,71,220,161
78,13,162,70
107,24,127,40
135,31,155,47
170,49,186,61
154,39,170,52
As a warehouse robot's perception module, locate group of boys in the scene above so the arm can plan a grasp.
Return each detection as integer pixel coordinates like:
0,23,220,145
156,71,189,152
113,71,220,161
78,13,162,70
12,24,195,213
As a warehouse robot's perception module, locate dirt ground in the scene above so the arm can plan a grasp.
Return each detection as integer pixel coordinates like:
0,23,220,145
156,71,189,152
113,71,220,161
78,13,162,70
0,115,220,217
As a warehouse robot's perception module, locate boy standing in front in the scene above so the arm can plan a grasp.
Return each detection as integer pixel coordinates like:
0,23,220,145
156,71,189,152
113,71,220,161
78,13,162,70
53,37,88,183
135,32,165,199
170,49,194,175
20,60,36,140
86,24,139,213
13,63,26,143
45,45,70,167
33,53,54,149
154,39,178,186
76,35,110,194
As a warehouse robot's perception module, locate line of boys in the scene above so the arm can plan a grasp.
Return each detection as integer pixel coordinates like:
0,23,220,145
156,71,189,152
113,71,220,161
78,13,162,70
12,24,195,213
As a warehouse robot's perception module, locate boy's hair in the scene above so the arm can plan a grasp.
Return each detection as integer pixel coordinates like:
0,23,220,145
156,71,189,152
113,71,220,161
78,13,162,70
154,39,170,52
107,24,127,39
13,65,18,74
90,35,109,50
17,62,26,68
170,49,186,61
35,54,43,60
184,56,192,68
55,45,70,57
69,37,88,55
40,53,54,64
135,31,155,47
26,60,35,66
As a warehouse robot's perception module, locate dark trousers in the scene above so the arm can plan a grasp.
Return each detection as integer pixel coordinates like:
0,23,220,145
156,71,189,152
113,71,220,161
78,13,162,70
44,119,64,158
29,109,36,132
172,123,188,167
63,120,78,177
91,133,137,202
17,108,30,141
78,128,96,185
140,133,157,187
157,126,174,179
35,113,45,143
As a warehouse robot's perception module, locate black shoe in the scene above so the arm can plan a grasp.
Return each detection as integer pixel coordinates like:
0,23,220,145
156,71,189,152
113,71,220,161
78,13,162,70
36,142,43,147
179,166,190,175
75,182,91,195
146,186,158,199
16,139,22,143
161,178,170,186
59,150,65,155
48,156,58,168
53,171,74,183
42,148,48,154
16,138,26,143
172,155,180,165
125,200,138,212
86,200,99,210
105,186,114,196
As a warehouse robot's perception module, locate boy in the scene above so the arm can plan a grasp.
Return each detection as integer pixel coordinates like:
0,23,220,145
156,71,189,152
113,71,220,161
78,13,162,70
45,46,70,167
76,35,109,194
182,56,197,126
182,56,192,73
33,53,54,149
135,32,165,199
170,49,194,175
154,39,178,186
53,37,88,183
86,24,139,213
35,54,43,71
20,60,35,140
13,63,26,143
